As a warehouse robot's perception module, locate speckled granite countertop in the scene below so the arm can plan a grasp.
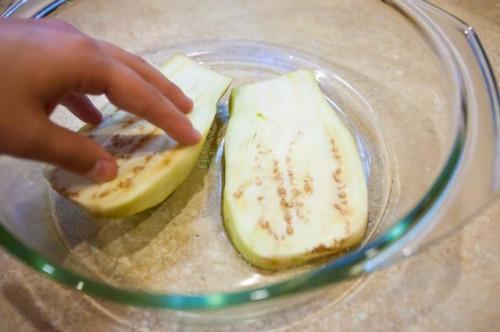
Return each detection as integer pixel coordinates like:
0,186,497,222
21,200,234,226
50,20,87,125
0,0,498,331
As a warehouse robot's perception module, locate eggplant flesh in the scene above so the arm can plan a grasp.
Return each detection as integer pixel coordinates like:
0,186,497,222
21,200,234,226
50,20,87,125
49,55,231,218
223,70,368,269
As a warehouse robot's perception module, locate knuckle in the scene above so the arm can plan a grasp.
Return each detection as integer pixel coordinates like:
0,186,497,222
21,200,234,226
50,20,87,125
67,36,112,73
96,56,113,76
140,88,163,117
75,36,98,52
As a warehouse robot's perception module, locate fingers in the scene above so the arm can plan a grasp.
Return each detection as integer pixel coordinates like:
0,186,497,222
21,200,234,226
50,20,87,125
42,19,80,33
101,62,201,145
61,38,201,145
61,94,102,124
48,30,200,145
36,121,117,182
99,41,193,113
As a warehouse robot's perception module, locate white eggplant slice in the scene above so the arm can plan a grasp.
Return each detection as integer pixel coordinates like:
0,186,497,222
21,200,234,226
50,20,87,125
223,70,368,269
49,54,231,218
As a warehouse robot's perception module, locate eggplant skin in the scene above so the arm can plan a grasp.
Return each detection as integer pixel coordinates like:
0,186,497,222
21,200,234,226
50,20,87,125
49,55,231,218
224,70,368,269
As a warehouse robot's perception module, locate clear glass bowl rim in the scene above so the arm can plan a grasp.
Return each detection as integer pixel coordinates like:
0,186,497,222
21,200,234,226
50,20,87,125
0,0,497,310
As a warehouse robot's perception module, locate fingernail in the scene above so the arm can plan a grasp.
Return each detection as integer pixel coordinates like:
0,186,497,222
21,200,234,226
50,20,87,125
86,160,117,183
191,129,202,143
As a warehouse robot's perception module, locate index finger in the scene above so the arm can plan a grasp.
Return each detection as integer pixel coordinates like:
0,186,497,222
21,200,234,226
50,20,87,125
105,62,201,145
65,49,201,145
98,41,194,114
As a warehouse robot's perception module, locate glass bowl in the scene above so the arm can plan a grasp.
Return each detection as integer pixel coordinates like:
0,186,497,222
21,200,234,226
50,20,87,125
0,0,498,322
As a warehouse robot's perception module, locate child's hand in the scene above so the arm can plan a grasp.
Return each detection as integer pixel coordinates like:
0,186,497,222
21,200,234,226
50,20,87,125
0,18,200,182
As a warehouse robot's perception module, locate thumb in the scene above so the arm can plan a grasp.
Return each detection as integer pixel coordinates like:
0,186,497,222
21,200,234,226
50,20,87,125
36,121,117,182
